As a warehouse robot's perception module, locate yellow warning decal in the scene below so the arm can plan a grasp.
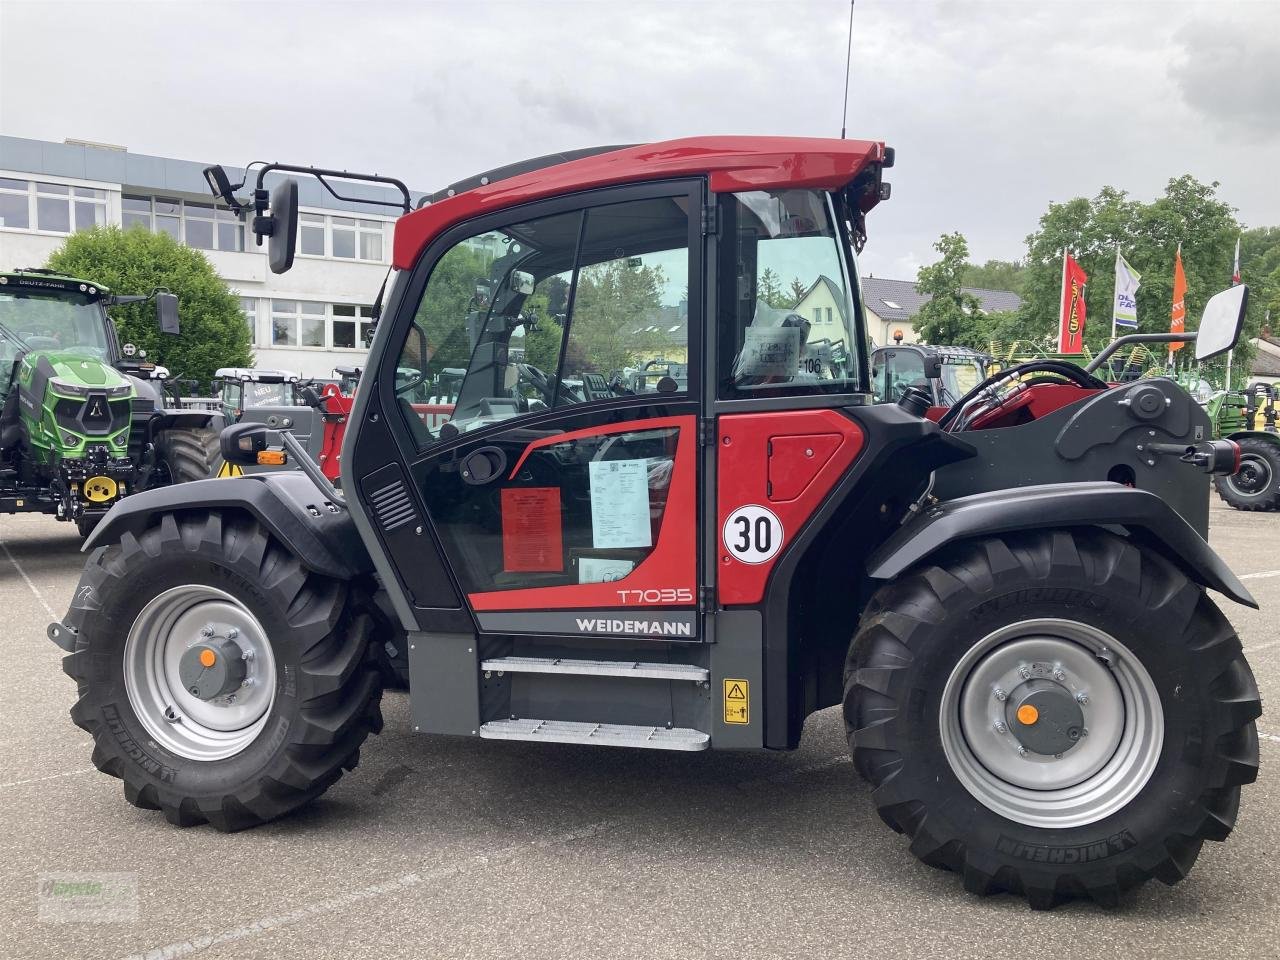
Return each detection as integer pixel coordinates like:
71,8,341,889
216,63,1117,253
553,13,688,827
216,461,244,478
723,678,749,725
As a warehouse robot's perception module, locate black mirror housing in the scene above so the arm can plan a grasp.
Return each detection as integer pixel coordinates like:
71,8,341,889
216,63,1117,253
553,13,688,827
155,291,180,335
220,422,271,466
266,179,299,275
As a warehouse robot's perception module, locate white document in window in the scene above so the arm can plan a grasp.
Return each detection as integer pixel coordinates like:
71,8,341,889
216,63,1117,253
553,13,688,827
589,458,652,549
579,557,636,583
739,326,801,377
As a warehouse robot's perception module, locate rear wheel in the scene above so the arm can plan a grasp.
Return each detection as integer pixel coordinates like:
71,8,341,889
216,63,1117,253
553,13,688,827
1214,437,1280,511
844,529,1260,907
62,512,383,830
156,426,223,484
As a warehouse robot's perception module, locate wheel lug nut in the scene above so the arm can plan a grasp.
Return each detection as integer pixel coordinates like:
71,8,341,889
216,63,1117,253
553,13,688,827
1018,666,1031,680
1053,669,1066,682
199,625,214,638
993,687,1008,701
226,627,239,640
994,720,1008,734
1076,692,1089,705
1017,746,1028,758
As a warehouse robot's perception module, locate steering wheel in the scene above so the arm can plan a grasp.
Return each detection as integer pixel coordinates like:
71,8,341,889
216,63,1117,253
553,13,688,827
939,360,1108,432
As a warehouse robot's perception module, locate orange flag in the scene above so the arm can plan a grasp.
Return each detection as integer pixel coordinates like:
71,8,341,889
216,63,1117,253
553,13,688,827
1170,244,1187,352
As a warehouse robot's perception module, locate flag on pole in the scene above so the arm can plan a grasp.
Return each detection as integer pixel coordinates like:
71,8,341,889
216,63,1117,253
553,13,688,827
1232,235,1241,285
1058,252,1088,353
1169,244,1187,353
1112,249,1141,330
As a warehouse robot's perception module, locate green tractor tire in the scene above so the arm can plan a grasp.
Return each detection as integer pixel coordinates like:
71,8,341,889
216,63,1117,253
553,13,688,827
156,427,224,484
1214,436,1280,512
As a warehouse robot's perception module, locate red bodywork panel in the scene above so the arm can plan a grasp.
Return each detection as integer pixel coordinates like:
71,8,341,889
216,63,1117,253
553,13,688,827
469,415,697,612
924,383,1102,430
315,384,351,482
718,409,865,606
394,136,887,270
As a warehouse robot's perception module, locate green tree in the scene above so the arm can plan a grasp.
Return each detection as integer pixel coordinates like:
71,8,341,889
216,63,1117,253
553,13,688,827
45,226,251,383
1018,177,1243,378
914,232,984,346
962,259,1027,295
758,267,789,309
788,277,808,304
563,259,667,374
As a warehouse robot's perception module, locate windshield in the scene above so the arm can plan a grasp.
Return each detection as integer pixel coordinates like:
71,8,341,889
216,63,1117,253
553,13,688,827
871,349,988,405
721,189,862,396
243,382,299,407
0,289,112,360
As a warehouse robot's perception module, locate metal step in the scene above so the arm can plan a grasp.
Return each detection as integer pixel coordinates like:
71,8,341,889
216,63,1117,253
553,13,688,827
480,719,709,751
481,656,708,682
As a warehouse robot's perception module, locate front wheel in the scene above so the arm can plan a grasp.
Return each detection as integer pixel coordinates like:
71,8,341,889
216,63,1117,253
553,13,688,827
61,513,383,830
1214,436,1280,511
844,529,1260,907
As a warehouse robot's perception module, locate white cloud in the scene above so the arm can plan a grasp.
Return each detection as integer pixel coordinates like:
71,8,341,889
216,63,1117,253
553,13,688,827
1,0,1276,279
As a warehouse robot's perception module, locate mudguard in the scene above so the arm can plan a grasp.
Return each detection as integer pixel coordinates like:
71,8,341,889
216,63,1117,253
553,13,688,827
82,472,373,580
867,481,1257,608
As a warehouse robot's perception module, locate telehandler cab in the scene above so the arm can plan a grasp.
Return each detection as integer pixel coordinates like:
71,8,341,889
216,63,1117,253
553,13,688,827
50,138,1260,908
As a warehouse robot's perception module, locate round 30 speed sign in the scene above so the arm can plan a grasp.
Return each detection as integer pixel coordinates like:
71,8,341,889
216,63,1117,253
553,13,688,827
722,504,784,564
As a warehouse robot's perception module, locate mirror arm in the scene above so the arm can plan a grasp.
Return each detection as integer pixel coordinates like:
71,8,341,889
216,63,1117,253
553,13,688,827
252,163,412,216
1084,332,1197,374
277,430,345,508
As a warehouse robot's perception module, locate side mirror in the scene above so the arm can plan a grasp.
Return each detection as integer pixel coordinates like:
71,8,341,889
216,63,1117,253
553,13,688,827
1195,284,1249,362
155,291,180,335
220,422,271,466
923,354,943,380
510,270,535,295
253,179,299,275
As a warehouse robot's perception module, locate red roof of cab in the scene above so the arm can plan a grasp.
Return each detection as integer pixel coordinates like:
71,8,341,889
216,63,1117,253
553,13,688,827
393,135,885,270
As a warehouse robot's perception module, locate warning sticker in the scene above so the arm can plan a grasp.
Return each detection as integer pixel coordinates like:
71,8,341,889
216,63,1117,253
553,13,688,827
723,678,749,725
216,461,244,478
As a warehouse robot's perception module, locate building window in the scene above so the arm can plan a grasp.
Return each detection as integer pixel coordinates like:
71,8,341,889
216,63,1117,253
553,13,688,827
271,300,325,347
332,304,374,349
122,194,244,251
240,297,257,344
0,178,29,229
299,213,325,256
0,178,106,234
330,216,384,261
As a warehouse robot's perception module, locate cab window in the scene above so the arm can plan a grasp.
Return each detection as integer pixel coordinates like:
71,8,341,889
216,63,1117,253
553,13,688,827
394,194,691,445
719,189,863,398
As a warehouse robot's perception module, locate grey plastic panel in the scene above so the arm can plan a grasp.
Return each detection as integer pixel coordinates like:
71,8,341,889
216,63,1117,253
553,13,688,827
481,656,707,681
480,719,709,751
408,631,479,736
710,610,764,749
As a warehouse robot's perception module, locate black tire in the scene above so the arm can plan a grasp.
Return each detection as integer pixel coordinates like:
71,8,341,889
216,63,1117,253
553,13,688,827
844,528,1260,908
75,514,103,539
1213,436,1280,511
61,512,383,831
156,426,223,483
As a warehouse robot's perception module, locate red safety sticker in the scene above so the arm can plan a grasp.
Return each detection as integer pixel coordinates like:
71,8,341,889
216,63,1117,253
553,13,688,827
501,487,564,572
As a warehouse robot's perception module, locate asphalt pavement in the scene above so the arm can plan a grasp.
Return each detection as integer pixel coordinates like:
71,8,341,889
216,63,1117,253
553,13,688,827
0,500,1277,960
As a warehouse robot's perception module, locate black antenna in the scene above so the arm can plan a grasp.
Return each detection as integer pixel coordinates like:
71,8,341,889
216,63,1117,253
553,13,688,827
840,0,855,139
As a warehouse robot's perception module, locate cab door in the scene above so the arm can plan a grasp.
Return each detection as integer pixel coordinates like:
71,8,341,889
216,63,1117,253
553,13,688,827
363,180,705,645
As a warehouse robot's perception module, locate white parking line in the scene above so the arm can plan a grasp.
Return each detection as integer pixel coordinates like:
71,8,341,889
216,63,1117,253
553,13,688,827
122,819,617,960
1259,732,1280,744
1240,569,1280,581
0,537,57,620
1247,638,1280,654
0,768,95,790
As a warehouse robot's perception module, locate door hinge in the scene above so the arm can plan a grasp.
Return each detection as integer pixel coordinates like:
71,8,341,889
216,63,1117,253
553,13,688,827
698,585,717,613
698,419,718,447
701,203,718,236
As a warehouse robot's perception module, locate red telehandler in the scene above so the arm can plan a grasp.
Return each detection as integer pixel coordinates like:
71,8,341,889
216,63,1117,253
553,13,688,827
49,138,1259,908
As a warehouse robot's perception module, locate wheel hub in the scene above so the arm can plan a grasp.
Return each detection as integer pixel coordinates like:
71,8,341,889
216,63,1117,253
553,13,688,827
178,636,247,701
1006,678,1085,756
1230,455,1270,495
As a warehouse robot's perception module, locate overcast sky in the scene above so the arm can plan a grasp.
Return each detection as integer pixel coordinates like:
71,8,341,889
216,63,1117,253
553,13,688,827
2,0,1277,279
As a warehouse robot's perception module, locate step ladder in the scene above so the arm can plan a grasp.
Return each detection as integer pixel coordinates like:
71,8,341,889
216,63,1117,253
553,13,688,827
477,656,710,751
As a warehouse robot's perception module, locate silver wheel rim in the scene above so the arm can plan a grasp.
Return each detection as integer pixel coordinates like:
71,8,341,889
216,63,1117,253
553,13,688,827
123,585,277,762
1225,453,1273,498
939,619,1163,828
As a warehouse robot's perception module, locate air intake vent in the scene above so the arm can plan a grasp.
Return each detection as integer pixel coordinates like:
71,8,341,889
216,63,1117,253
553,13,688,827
369,477,416,532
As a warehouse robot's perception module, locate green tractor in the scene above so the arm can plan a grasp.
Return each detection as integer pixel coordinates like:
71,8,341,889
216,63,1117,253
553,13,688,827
1206,383,1280,510
0,269,223,535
